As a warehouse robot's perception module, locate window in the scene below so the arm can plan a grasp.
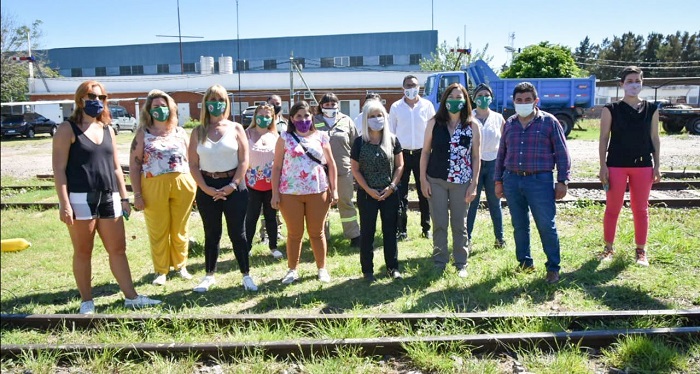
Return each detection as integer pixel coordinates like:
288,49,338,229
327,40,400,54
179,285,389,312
264,59,277,70
131,65,144,75
320,57,334,68
119,66,132,75
157,64,169,74
183,63,196,73
95,67,106,76
379,55,393,66
334,56,349,67
350,56,363,67
236,60,249,71
71,68,82,77
410,54,422,65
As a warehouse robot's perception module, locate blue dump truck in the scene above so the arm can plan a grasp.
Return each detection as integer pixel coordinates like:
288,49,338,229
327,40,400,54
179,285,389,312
423,59,596,137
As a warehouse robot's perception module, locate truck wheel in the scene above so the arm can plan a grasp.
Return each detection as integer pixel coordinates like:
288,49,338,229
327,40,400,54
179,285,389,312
114,125,120,135
687,117,700,135
26,128,35,138
662,121,684,134
555,114,573,137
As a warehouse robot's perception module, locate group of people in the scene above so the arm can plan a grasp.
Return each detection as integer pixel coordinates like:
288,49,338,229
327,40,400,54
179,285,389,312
53,65,660,313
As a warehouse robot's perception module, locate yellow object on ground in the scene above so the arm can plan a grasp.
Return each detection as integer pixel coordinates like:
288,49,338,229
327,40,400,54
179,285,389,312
1,238,32,252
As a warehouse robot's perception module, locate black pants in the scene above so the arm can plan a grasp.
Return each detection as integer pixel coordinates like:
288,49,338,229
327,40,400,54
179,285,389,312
398,149,430,233
196,175,249,274
358,188,400,274
245,188,278,251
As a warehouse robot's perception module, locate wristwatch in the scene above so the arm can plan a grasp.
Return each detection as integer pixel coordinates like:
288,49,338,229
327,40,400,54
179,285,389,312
389,183,398,192
559,180,569,186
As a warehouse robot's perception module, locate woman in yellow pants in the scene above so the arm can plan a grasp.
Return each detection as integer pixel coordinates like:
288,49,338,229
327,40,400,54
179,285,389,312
130,89,196,285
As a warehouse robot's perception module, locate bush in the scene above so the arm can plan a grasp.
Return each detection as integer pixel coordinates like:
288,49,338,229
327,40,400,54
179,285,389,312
183,118,200,129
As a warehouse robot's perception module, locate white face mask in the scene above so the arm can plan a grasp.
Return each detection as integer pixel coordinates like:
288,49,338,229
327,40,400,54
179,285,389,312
321,108,338,118
404,87,419,100
623,82,642,97
367,117,385,131
514,103,535,117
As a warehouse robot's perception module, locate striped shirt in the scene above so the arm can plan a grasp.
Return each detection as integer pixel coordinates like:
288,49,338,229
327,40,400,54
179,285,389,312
495,109,571,183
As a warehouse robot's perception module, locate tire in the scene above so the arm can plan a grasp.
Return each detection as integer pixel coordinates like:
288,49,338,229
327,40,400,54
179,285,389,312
114,125,120,135
49,126,58,137
686,117,700,135
662,121,684,134
554,114,573,138
26,128,35,138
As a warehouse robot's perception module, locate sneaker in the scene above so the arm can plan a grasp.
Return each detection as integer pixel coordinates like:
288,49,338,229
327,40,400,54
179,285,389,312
79,300,95,314
242,275,258,291
397,232,408,241
270,249,284,259
517,263,535,273
457,268,468,278
635,248,649,267
178,267,193,280
193,275,216,292
152,273,167,286
349,236,361,248
318,268,331,283
387,269,403,279
494,240,506,249
281,269,299,284
124,295,162,308
598,246,614,261
545,271,560,284
421,230,432,239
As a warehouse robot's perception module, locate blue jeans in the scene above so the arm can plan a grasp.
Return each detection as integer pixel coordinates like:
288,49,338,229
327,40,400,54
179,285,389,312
466,159,504,242
502,170,560,272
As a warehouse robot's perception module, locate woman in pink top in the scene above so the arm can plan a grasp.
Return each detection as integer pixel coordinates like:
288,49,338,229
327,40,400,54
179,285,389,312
271,100,338,284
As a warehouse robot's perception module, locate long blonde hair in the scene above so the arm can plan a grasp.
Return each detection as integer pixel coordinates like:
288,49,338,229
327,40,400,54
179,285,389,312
197,84,231,143
139,89,178,130
361,100,394,158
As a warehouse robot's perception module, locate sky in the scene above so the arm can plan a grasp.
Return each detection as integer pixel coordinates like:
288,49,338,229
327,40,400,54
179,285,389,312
2,0,699,70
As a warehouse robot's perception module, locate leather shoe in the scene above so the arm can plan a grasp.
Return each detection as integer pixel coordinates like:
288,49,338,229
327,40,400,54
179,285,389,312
396,232,408,241
350,236,361,248
545,271,560,284
421,230,432,239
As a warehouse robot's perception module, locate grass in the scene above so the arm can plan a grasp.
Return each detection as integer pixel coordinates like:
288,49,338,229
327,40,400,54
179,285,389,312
1,178,699,372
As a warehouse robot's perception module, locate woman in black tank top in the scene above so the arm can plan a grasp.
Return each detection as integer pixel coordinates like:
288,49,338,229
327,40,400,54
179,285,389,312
52,80,160,313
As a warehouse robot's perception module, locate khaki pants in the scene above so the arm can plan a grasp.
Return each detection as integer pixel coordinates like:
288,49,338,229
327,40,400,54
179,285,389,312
325,173,360,240
280,192,331,270
141,172,196,274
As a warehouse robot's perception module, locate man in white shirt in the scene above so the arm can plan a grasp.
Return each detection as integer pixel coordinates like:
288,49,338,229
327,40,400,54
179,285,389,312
389,75,436,241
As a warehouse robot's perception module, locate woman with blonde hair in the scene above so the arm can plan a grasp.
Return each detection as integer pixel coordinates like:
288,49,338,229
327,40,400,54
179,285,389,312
189,84,256,292
53,80,160,313
130,89,197,285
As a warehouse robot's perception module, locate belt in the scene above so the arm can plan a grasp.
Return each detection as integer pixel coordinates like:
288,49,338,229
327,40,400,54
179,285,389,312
201,169,236,179
508,170,546,177
403,148,422,155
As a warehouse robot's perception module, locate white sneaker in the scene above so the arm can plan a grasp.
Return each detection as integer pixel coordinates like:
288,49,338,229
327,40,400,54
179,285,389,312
79,300,95,314
124,295,162,308
193,275,216,292
457,268,468,278
281,269,299,284
318,268,331,283
242,275,258,291
179,267,193,280
152,273,167,286
270,249,284,259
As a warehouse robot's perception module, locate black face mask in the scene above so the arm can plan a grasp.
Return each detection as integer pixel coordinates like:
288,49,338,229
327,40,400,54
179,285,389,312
273,105,282,115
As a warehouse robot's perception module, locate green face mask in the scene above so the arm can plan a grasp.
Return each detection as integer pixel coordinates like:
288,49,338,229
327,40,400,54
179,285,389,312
445,99,465,114
206,101,227,117
255,115,272,128
149,106,170,122
475,96,492,110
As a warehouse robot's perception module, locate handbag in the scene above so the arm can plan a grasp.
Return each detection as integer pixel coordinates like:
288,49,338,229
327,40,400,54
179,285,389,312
290,131,329,175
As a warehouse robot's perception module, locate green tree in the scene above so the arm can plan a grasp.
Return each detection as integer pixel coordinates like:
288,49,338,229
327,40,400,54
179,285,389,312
1,12,58,102
419,38,493,72
500,42,585,78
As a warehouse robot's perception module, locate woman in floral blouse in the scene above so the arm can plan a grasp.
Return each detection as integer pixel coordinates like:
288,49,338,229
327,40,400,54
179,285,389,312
130,89,197,286
419,83,481,277
271,100,338,284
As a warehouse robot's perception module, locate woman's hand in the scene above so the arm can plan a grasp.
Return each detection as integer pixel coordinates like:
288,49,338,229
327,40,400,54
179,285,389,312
421,178,431,199
331,189,339,205
133,196,145,211
599,165,609,186
366,188,383,201
271,192,280,210
59,204,74,226
653,166,661,183
121,200,132,217
465,183,477,203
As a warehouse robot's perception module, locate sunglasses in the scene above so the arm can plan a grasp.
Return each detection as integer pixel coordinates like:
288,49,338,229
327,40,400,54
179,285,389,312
86,93,107,101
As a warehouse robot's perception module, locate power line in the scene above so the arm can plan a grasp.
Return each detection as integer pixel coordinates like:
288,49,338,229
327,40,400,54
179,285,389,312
576,61,700,70
578,56,700,65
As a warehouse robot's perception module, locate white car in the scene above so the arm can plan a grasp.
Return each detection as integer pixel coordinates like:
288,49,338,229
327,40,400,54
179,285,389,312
109,105,138,134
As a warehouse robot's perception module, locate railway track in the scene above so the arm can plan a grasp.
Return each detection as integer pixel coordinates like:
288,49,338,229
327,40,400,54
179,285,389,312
1,310,698,360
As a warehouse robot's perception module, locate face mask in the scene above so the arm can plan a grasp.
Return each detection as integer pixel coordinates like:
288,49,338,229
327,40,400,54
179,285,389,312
83,100,104,118
623,82,642,97
404,87,419,100
321,108,338,118
206,101,226,117
272,105,282,115
367,117,385,131
255,115,272,128
445,99,465,114
514,103,535,117
294,119,313,133
474,96,492,110
149,106,170,122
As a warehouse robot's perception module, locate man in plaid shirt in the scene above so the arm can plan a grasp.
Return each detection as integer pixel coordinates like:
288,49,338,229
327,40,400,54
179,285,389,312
495,82,571,284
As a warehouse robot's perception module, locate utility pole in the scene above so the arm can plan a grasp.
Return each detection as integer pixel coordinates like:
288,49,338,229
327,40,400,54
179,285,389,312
155,0,203,74
289,51,294,107
27,32,33,79
236,0,242,117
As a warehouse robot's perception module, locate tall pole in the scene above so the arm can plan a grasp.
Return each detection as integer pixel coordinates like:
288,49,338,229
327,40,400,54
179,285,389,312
431,0,434,30
177,0,184,74
236,0,242,117
289,51,294,106
27,32,33,79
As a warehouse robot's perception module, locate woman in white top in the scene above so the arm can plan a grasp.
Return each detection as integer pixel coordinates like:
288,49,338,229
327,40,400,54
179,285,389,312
188,84,256,292
466,83,506,248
